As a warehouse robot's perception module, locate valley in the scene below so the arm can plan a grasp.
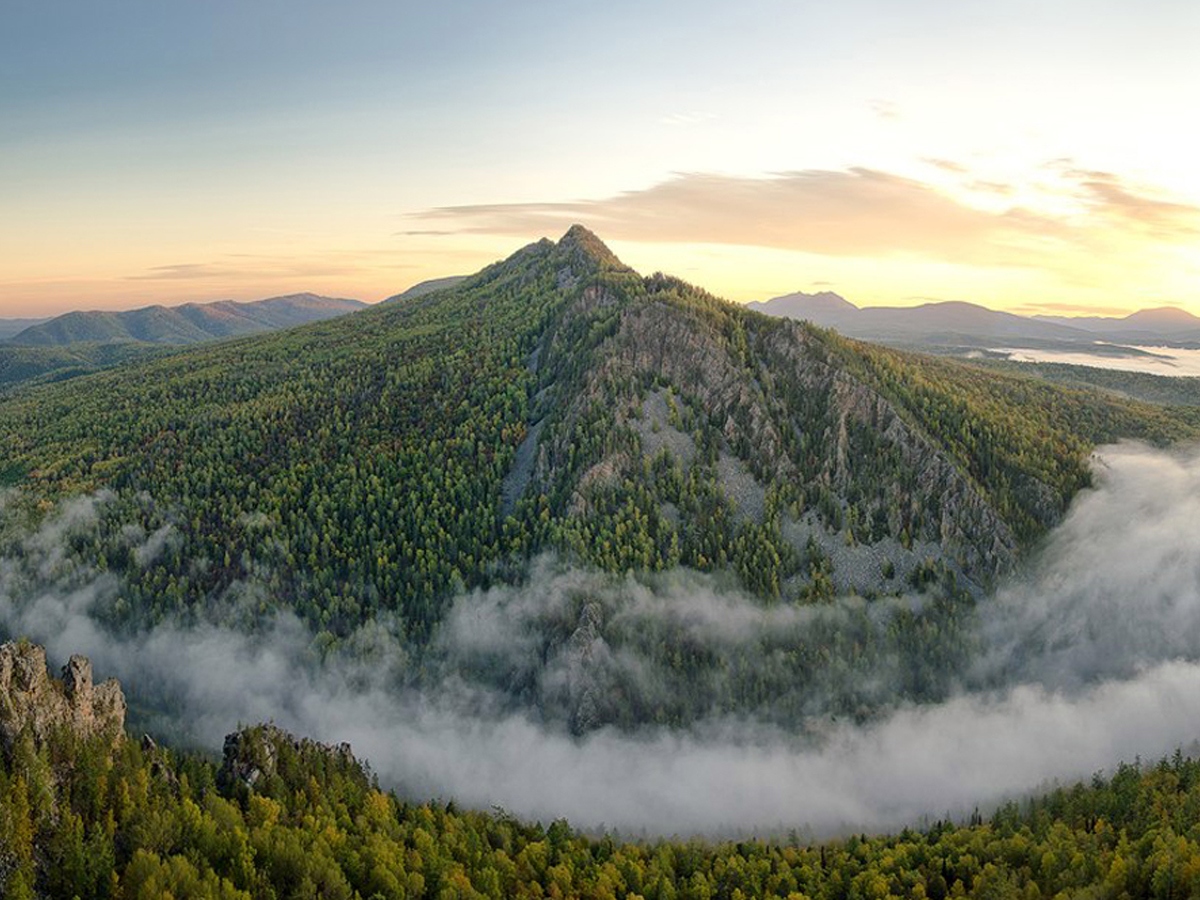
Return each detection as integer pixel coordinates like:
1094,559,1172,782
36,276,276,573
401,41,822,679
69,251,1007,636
5,228,1200,895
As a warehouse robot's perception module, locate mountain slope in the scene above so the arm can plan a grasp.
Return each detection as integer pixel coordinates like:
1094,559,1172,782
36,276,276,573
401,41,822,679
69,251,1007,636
382,274,468,302
0,341,175,391
8,293,366,346
0,227,1194,646
0,317,49,340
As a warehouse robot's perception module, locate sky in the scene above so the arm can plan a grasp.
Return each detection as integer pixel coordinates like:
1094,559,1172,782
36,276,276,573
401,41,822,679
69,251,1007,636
3,0,1199,317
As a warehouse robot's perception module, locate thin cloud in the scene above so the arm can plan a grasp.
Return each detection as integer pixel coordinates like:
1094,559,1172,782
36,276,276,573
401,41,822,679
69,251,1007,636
1079,173,1200,237
126,258,360,282
868,99,900,120
661,111,716,127
923,157,968,174
126,263,242,281
410,169,1065,268
969,180,1015,196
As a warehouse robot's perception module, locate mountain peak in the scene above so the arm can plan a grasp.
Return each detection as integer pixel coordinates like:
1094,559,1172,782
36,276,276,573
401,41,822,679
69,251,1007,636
747,290,858,321
556,224,624,269
1123,306,1200,326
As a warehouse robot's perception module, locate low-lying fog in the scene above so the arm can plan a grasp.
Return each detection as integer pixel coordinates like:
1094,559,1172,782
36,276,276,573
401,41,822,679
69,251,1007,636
4,442,1200,838
989,345,1200,377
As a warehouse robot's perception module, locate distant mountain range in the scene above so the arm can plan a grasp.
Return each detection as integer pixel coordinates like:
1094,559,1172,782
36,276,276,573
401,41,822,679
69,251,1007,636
7,293,366,347
747,292,1200,350
0,293,367,390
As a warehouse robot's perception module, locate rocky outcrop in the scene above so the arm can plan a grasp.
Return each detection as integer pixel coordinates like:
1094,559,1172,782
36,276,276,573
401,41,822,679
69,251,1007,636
219,723,362,794
0,641,126,752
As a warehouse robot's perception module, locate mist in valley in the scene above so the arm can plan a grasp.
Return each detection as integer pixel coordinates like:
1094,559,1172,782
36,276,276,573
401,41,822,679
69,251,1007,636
2,442,1200,837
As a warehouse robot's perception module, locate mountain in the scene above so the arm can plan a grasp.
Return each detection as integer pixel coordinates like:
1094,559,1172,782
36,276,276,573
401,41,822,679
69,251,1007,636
8,292,367,347
0,227,1192,660
0,317,49,340
7,233,1200,892
0,341,176,392
745,289,858,325
1034,305,1200,344
749,293,1095,346
382,274,468,302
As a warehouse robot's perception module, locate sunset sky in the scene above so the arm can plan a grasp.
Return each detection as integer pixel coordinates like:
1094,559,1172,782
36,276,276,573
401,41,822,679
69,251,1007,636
3,0,1199,317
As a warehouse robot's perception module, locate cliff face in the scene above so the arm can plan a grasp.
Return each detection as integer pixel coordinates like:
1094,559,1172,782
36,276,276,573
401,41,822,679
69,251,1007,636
526,267,1024,594
0,641,126,752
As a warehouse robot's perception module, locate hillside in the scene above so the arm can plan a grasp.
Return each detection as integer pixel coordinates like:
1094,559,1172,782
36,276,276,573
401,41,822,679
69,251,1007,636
8,293,366,347
0,341,175,392
0,317,49,340
8,641,1200,899
382,274,468,302
1,228,1198,736
1,229,1194,636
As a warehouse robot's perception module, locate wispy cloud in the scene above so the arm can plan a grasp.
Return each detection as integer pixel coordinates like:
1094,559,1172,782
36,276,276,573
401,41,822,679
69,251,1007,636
410,168,1064,268
125,257,364,282
868,99,900,120
126,263,244,281
923,157,968,174
1078,172,1200,237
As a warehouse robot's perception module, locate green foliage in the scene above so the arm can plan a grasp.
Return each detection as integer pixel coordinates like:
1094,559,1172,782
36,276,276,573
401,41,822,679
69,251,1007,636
972,356,1200,408
12,718,1200,899
1,227,1196,646
0,239,584,641
824,332,1200,542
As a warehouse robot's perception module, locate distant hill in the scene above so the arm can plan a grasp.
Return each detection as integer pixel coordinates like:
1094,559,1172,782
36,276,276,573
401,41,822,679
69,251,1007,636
749,292,1200,351
0,342,173,391
748,293,1092,346
1033,306,1200,344
9,293,367,347
0,317,50,340
382,275,468,303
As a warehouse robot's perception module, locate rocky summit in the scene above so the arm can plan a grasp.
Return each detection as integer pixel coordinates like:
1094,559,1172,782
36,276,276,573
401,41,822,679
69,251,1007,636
0,640,126,752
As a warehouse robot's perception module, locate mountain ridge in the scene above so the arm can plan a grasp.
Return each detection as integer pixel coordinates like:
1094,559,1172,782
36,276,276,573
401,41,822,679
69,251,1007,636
8,292,367,347
750,291,1200,348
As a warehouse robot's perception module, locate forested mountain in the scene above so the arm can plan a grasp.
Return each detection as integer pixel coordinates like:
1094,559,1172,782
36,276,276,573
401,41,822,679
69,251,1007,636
8,293,366,346
9,640,1200,900
0,226,1194,651
0,341,177,391
7,233,1200,895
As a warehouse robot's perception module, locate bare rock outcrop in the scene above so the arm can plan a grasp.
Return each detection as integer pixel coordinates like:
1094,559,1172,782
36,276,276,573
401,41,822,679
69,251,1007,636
219,723,363,795
0,641,126,752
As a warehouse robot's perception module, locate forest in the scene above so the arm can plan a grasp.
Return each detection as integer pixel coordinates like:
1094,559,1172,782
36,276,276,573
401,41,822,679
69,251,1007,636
0,227,1194,648
5,228,1200,896
6,713,1200,899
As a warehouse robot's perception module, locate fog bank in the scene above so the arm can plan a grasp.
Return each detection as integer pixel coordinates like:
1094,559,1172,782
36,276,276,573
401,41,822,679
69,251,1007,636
4,442,1200,837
